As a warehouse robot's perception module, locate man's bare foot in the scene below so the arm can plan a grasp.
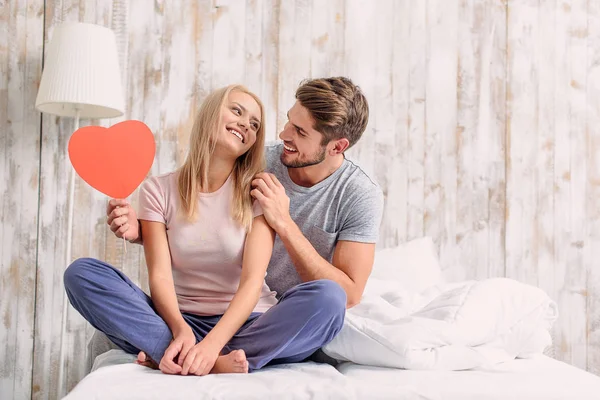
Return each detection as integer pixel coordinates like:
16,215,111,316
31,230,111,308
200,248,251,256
210,349,249,374
135,351,159,369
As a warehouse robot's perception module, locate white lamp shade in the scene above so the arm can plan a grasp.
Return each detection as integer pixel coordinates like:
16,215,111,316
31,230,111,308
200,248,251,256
36,22,125,119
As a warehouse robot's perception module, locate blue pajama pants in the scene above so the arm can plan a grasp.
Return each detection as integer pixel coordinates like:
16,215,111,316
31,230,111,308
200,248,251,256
63,258,346,371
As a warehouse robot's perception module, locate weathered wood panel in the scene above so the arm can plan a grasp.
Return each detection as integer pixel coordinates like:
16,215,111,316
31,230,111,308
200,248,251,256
562,0,589,371
550,0,589,368
487,0,507,284
371,0,395,248
505,0,589,371
4,1,600,398
587,0,600,377
505,0,539,284
0,1,44,399
344,0,376,178
405,0,427,242
277,0,312,137
424,0,459,277
388,0,411,246
34,1,116,398
455,0,507,282
310,0,345,78
252,0,281,142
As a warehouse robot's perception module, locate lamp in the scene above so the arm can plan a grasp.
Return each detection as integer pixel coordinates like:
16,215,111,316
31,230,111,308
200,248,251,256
35,21,125,396
36,21,125,263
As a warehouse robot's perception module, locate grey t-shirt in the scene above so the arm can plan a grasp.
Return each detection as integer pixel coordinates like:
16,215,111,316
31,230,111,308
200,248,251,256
264,143,384,297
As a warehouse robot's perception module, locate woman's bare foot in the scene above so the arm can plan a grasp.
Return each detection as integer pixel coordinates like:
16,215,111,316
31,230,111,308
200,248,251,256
210,349,249,374
135,351,159,369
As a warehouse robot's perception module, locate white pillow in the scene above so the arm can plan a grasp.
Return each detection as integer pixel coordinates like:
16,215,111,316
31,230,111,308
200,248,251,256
322,237,444,365
369,236,443,294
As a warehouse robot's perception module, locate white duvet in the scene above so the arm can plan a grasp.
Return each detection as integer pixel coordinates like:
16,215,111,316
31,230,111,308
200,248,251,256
323,277,558,370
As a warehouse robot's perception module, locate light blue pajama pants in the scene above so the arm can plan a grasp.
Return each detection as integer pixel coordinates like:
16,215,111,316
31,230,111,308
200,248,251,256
63,257,346,371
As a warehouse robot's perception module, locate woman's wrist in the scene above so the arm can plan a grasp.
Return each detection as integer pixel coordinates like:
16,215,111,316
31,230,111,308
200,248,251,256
202,331,226,351
170,319,191,336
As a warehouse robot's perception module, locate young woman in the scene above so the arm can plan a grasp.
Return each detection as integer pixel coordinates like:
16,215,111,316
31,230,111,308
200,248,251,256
64,85,278,376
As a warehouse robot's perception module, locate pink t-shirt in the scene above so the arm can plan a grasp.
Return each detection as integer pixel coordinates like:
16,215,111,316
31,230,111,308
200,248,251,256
138,171,278,316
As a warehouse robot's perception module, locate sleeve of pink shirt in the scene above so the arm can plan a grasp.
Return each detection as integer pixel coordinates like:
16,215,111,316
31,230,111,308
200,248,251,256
138,176,166,224
251,199,264,218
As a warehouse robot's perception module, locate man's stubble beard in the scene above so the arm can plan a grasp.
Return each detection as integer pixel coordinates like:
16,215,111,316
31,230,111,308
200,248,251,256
280,145,327,168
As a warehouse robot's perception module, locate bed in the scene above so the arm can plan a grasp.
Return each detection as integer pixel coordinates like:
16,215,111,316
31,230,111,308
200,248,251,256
338,356,600,400
64,350,355,400
64,238,600,399
64,349,600,400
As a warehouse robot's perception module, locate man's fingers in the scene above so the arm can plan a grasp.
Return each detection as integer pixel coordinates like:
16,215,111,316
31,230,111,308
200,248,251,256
252,179,272,196
251,188,267,202
254,172,269,186
257,173,284,192
268,173,282,188
257,173,277,190
263,173,276,186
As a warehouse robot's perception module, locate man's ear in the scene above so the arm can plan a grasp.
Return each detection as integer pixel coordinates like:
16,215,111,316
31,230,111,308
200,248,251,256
329,138,350,155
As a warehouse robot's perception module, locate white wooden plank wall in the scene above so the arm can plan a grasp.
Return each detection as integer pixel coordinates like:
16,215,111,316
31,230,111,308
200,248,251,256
1,2,44,400
587,0,600,377
1,0,600,398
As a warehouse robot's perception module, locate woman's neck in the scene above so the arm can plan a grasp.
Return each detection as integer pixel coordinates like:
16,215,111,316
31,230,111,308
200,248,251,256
202,155,235,193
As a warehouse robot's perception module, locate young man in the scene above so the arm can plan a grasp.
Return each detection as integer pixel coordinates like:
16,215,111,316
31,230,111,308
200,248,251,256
101,76,383,371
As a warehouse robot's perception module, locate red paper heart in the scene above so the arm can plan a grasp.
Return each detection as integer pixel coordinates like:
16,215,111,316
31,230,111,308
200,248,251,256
68,120,155,198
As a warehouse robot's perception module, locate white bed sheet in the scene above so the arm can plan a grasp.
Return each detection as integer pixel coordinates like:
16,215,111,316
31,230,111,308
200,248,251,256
337,355,600,400
65,350,600,400
64,350,431,400
64,350,351,400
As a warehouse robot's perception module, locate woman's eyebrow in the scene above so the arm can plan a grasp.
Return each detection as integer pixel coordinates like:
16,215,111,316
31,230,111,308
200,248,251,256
232,102,246,112
233,102,261,124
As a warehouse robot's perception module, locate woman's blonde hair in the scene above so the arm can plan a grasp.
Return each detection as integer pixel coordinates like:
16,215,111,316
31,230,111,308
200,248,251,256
178,84,266,230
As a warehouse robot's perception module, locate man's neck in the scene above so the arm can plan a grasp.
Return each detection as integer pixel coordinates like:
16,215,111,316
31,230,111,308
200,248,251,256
287,154,344,188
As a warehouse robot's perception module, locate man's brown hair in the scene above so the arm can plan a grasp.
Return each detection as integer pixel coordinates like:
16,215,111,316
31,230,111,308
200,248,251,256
295,77,369,150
